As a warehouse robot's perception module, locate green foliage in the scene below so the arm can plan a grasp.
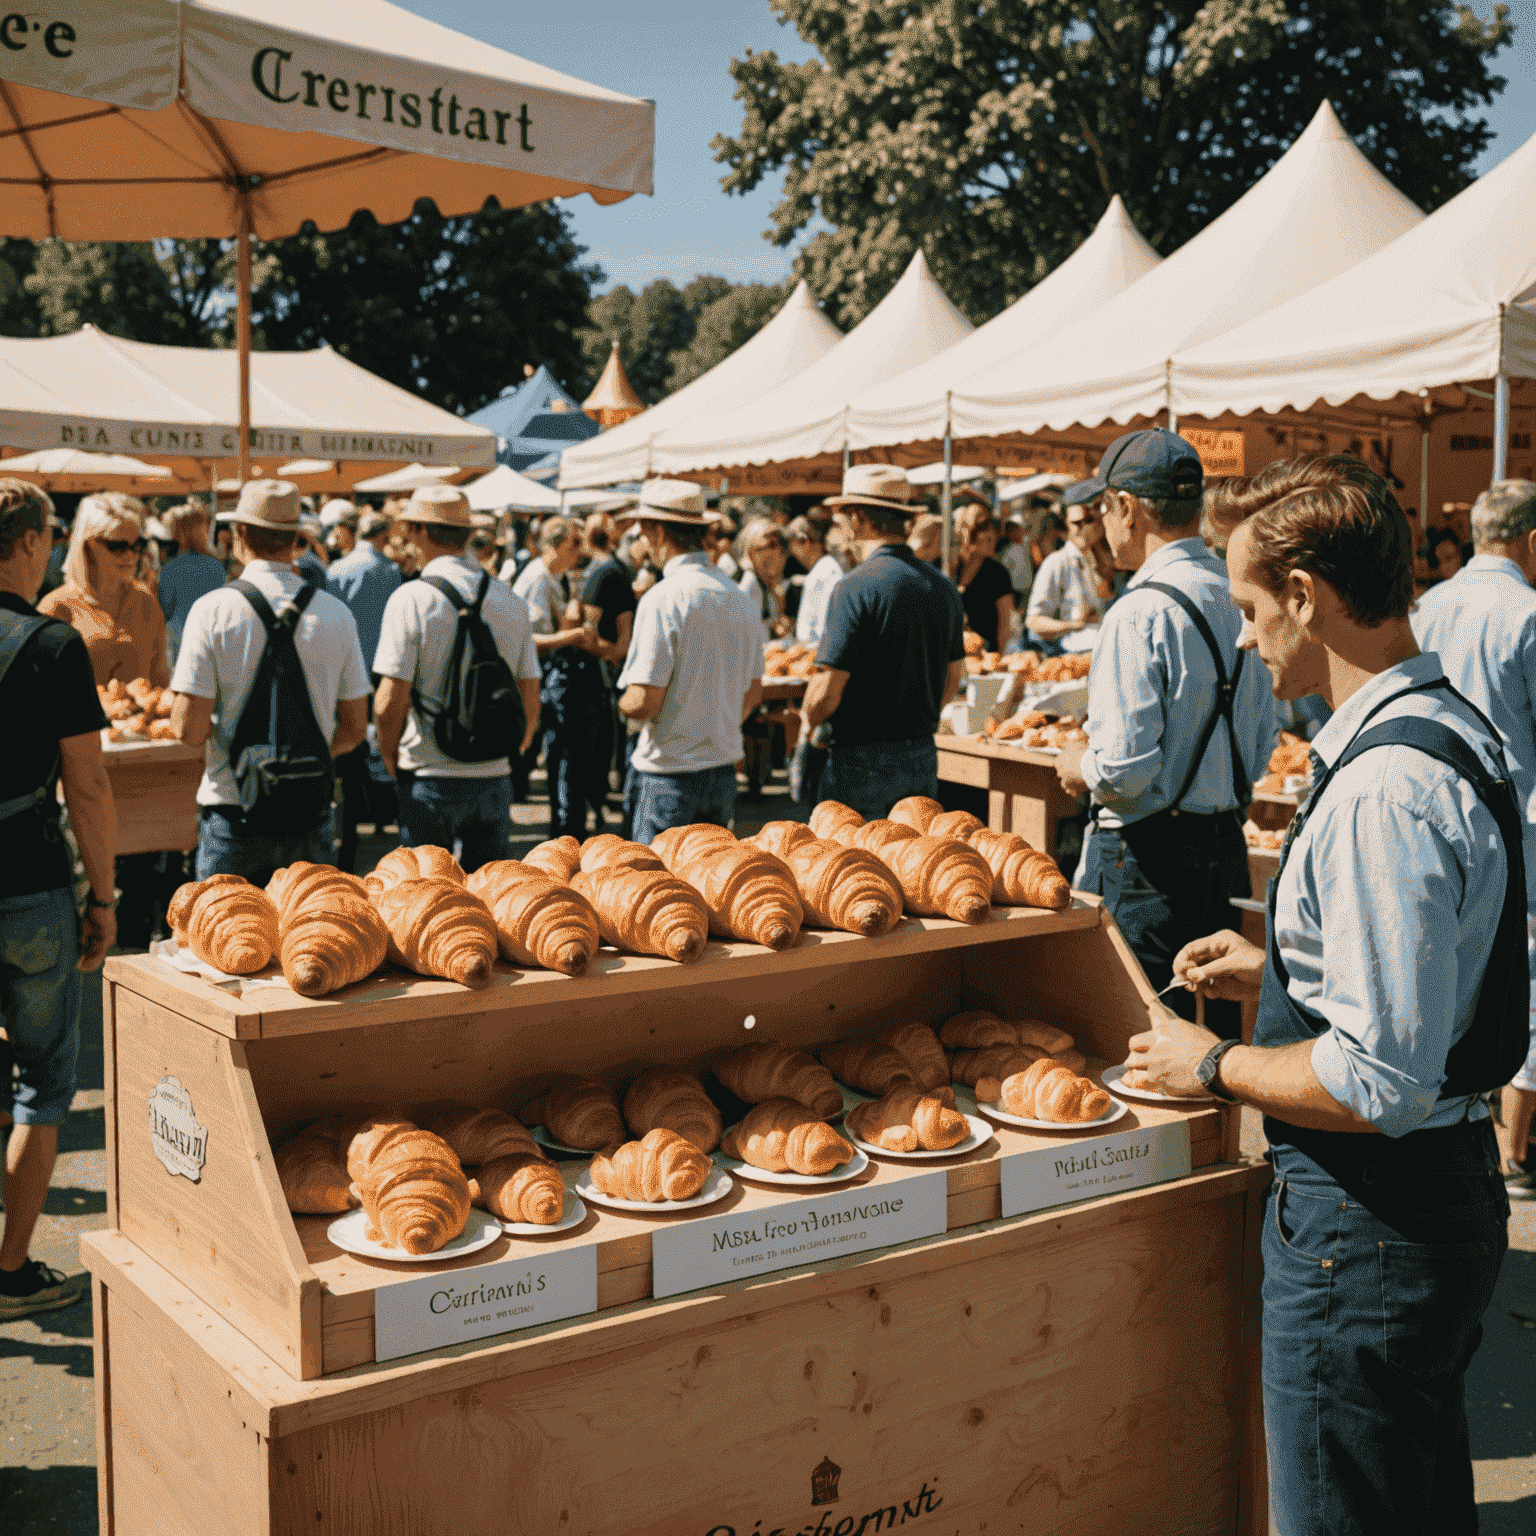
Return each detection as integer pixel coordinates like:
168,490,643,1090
714,0,1514,326
667,283,791,391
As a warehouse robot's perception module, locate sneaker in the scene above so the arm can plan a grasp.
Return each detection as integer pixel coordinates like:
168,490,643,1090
1504,1162,1536,1201
0,1260,88,1320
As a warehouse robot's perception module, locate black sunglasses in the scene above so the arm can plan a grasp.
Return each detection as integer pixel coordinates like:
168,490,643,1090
100,537,147,555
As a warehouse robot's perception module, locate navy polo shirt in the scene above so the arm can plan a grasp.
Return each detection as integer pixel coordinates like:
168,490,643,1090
817,542,965,748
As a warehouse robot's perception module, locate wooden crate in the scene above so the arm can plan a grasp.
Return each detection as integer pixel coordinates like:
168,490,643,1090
101,740,203,855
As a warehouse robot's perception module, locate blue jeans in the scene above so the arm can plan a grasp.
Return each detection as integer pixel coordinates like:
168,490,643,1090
819,738,938,822
543,701,609,841
196,808,334,887
629,763,736,847
400,773,511,873
1,887,81,1126
1263,1123,1508,1535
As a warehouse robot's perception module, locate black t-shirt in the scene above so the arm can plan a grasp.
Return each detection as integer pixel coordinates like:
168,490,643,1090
817,544,965,748
957,556,1014,651
0,594,108,897
581,554,639,644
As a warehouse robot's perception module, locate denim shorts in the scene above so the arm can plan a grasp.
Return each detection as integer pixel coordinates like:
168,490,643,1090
629,763,736,847
196,807,334,888
1,886,81,1126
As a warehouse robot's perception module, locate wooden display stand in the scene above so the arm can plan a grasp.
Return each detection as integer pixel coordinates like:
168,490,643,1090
936,733,1084,852
101,739,203,856
85,900,1269,1535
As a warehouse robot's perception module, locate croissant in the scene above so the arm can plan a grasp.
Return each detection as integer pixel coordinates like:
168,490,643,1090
275,1118,359,1214
968,828,1072,910
752,831,902,937
166,874,279,974
750,821,818,860
819,1038,916,1097
345,1107,417,1183
929,809,986,840
351,1123,472,1254
809,800,866,845
720,1099,855,1175
652,824,803,950
372,876,499,989
877,1021,951,1092
846,1084,969,1152
477,1151,565,1225
266,863,389,996
849,819,917,858
979,1057,1113,1123
466,861,602,975
579,834,664,873
518,1076,626,1150
425,1105,546,1167
570,866,711,963
589,1128,713,1202
363,844,465,898
622,1066,723,1153
524,836,582,882
888,796,946,834
940,1010,1019,1049
863,831,993,925
952,1042,1086,1086
715,1043,843,1119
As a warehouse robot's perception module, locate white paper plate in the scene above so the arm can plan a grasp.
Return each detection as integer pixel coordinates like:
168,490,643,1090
326,1206,504,1264
973,1094,1128,1132
574,1164,734,1214
1101,1062,1214,1105
847,1112,993,1161
500,1193,588,1237
530,1123,606,1157
718,1143,869,1186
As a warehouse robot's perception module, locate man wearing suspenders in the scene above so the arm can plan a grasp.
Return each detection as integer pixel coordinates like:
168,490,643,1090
1056,429,1275,1037
1133,458,1523,1535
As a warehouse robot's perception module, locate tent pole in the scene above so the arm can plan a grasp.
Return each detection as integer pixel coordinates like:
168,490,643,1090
236,198,252,487
940,396,954,577
1419,415,1430,531
1493,373,1510,482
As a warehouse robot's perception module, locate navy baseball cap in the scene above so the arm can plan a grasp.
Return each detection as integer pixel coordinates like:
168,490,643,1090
1062,428,1204,508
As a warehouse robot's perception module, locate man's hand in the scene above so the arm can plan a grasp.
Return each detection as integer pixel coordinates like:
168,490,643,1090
1498,1084,1536,1170
1055,739,1088,795
79,905,115,972
1126,1006,1220,1097
1172,928,1265,1003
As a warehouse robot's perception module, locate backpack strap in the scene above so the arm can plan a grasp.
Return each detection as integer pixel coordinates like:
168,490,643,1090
411,575,474,719
0,610,64,823
232,578,316,638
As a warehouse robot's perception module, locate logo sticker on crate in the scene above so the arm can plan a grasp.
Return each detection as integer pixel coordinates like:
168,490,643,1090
148,1075,207,1182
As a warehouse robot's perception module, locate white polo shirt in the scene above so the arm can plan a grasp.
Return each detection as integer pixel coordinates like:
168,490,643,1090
795,552,845,648
373,555,540,778
618,551,762,775
171,559,371,807
511,556,566,637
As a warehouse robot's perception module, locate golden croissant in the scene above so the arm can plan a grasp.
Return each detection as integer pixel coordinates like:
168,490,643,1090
714,1042,844,1119
426,1105,545,1167
372,876,499,989
949,1043,1048,1088
652,824,803,950
846,1084,970,1152
888,796,946,834
477,1151,565,1225
589,1128,713,1202
570,866,711,963
877,1021,951,1092
350,1123,472,1254
979,1057,1113,1123
524,836,582,882
167,874,278,974
622,1066,723,1153
275,1117,359,1214
265,863,389,996
466,861,602,975
849,818,919,857
809,800,865,845
968,828,1071,910
579,834,665,873
859,828,992,925
819,1037,916,1097
518,1075,626,1150
940,1010,1020,1049
721,1099,855,1175
751,827,902,937
929,809,986,840
344,1107,417,1183
750,821,817,861
363,844,465,898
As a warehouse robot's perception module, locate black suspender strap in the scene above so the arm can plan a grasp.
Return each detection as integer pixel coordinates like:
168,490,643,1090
0,610,62,823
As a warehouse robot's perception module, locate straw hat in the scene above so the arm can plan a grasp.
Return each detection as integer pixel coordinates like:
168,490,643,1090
319,497,358,528
617,478,711,526
403,484,472,527
357,509,391,538
217,479,301,531
823,464,918,514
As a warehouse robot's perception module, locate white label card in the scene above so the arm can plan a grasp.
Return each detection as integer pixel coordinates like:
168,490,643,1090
372,1244,598,1363
651,1171,948,1300
999,1120,1191,1219
148,1075,207,1182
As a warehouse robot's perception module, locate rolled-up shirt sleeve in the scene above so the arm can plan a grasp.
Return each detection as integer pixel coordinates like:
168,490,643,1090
1080,611,1168,804
1306,797,1466,1137
617,591,674,692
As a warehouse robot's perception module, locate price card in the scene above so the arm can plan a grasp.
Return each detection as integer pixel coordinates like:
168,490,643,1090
999,1120,1191,1220
651,1172,948,1300
373,1244,598,1363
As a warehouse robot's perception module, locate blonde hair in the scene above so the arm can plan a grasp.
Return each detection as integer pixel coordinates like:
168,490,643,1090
741,517,785,555
64,492,146,593
163,502,213,557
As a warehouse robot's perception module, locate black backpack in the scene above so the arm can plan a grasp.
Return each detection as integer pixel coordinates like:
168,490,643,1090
414,572,527,763
228,582,336,832
0,609,62,827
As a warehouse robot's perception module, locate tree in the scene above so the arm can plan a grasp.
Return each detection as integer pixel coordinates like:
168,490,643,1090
714,0,1513,326
666,281,791,391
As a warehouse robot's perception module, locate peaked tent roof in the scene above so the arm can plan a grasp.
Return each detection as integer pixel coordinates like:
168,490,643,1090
847,197,1161,452
655,251,974,475
463,462,563,512
558,281,843,488
948,101,1424,440
1173,127,1536,418
467,367,598,471
582,341,646,425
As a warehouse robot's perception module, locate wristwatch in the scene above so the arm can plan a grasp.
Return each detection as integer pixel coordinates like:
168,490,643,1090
85,891,117,911
1195,1038,1243,1103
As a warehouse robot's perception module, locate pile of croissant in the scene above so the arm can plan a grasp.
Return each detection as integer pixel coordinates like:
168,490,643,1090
100,676,177,741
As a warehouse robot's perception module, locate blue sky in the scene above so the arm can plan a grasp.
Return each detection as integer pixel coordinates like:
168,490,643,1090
401,0,1534,294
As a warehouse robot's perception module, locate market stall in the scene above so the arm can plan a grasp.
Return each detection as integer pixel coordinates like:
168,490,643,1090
84,892,1267,1535
936,734,1084,855
100,738,203,858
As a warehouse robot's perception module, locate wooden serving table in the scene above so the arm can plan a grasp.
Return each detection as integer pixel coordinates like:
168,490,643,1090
936,733,1083,853
86,901,1268,1536
760,673,808,751
101,738,203,856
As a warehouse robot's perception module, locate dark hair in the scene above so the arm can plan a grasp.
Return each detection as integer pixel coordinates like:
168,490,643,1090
407,520,470,552
1427,526,1462,558
849,503,911,536
0,478,53,561
236,523,298,559
1240,455,1413,627
586,522,611,553
641,517,708,553
1139,493,1201,530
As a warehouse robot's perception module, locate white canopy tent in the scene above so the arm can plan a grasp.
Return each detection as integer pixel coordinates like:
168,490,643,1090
945,102,1424,445
352,463,475,494
906,462,986,486
557,282,842,490
846,197,1161,456
0,446,190,494
463,462,563,512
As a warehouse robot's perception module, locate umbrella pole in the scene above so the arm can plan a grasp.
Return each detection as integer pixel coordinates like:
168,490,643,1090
1493,373,1510,482
236,206,252,487
940,395,953,576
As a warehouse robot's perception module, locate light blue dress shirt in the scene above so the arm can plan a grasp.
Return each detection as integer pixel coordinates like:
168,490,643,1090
1411,552,1536,1091
1080,538,1276,828
157,550,227,659
1276,655,1508,1135
325,543,401,671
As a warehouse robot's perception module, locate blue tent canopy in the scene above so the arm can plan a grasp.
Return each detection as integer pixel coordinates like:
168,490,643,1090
467,366,599,471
